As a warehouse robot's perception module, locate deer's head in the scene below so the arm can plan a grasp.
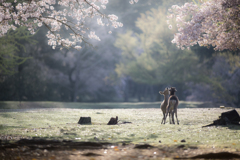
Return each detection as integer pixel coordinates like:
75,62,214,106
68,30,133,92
159,87,170,96
169,87,177,95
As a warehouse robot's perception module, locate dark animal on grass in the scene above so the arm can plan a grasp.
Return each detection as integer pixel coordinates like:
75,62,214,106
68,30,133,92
163,87,179,125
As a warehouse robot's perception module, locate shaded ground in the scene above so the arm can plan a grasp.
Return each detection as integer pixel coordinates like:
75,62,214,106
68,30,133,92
1,139,240,160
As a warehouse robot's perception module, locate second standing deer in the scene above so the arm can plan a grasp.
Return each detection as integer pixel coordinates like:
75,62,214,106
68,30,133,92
164,87,179,125
159,88,170,124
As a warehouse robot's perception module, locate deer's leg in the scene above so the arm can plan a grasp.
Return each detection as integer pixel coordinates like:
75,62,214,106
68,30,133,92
172,110,175,124
164,112,168,124
175,108,179,125
164,107,170,124
168,111,172,124
169,111,172,124
161,111,165,124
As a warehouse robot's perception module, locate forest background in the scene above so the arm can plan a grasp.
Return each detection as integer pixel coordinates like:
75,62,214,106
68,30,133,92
0,0,240,107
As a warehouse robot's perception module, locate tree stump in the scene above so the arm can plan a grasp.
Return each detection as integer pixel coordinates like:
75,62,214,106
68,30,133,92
107,116,118,125
220,109,240,124
203,109,240,127
78,117,91,125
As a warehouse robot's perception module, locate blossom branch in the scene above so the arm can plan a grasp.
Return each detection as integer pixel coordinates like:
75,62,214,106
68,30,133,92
0,0,126,50
168,0,240,51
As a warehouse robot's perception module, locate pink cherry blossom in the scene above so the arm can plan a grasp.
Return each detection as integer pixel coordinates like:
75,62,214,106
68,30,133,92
0,0,127,49
168,0,240,51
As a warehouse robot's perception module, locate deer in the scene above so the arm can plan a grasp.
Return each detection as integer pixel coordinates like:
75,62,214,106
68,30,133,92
164,87,179,125
159,88,170,124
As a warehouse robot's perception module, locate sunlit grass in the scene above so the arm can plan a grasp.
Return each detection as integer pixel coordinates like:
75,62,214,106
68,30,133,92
0,101,213,110
0,107,240,150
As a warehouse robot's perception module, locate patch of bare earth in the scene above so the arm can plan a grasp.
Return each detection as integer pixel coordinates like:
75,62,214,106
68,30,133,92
1,139,240,160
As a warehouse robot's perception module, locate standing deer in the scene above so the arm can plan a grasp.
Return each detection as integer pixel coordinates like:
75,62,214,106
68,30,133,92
159,88,170,124
164,87,179,124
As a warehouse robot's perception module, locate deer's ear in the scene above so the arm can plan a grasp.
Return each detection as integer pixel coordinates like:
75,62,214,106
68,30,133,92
159,91,163,94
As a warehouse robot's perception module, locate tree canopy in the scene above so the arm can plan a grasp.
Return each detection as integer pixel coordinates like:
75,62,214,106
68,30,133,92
168,0,240,51
115,7,202,86
0,27,36,76
0,0,127,50
0,0,239,105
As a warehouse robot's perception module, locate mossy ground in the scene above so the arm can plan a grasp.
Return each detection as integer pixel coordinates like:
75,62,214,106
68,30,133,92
1,107,240,148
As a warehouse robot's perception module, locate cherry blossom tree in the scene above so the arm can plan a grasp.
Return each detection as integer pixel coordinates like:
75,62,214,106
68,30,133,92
168,0,240,51
0,0,138,50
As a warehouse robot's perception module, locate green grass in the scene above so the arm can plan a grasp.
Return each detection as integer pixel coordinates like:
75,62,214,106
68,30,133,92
0,101,215,109
0,102,240,150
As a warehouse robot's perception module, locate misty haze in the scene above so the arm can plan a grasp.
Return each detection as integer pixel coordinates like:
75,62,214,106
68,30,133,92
0,0,240,159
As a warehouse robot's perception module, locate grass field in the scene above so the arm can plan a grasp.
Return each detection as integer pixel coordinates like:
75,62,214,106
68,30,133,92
0,101,239,150
0,100,216,110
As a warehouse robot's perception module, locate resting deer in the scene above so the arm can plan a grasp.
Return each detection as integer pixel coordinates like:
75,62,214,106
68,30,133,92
164,87,179,125
159,88,170,124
